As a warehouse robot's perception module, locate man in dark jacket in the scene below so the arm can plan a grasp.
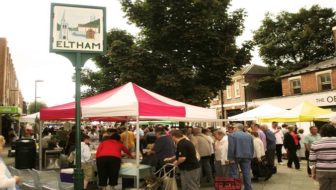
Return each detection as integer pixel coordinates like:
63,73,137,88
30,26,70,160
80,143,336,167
284,125,300,169
261,124,277,181
261,124,276,167
147,127,175,174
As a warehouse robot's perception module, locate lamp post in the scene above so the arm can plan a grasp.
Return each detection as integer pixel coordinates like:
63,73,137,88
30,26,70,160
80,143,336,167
333,26,336,55
220,89,225,120
34,80,43,113
242,82,249,112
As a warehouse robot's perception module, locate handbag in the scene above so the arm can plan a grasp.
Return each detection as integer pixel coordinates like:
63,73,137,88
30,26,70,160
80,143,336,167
162,166,177,190
163,177,178,190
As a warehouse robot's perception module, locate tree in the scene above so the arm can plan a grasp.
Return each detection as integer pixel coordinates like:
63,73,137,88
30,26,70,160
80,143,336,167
254,5,336,77
82,0,252,106
119,0,252,106
28,101,47,114
81,29,161,97
253,76,282,97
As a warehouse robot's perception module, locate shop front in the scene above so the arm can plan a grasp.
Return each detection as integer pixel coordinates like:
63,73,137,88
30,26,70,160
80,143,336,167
0,106,22,144
250,90,336,111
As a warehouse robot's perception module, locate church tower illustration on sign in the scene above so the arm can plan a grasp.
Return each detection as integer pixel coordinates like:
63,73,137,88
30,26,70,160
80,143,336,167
59,11,69,40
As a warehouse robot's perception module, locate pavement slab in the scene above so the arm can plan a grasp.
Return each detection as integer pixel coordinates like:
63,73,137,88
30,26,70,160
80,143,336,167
1,146,319,190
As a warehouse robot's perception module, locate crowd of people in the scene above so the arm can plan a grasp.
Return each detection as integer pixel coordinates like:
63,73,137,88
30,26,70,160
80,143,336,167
1,118,336,190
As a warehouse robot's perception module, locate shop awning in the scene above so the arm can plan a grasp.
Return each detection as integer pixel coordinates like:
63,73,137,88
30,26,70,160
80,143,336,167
0,106,22,115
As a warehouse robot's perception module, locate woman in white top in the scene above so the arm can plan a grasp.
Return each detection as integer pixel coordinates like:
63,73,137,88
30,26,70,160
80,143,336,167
0,135,20,190
252,132,265,160
213,130,230,177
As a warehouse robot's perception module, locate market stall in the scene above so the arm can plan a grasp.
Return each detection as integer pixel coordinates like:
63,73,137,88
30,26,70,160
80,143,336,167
315,112,336,120
19,112,40,123
259,101,333,122
40,82,218,188
228,104,286,121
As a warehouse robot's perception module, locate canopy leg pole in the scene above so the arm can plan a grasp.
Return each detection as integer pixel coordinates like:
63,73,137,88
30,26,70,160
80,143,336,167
39,121,43,170
17,121,20,139
136,116,140,189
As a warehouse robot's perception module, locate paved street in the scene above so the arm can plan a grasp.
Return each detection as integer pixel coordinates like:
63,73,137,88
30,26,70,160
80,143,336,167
199,162,318,190
1,146,319,190
250,162,319,190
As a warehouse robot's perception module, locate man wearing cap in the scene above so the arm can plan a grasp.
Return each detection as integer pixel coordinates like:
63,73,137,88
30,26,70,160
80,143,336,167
228,123,254,190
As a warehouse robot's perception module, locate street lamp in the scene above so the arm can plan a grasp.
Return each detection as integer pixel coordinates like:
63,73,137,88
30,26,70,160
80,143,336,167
34,80,43,113
242,82,249,112
332,26,336,43
220,89,225,119
333,26,336,55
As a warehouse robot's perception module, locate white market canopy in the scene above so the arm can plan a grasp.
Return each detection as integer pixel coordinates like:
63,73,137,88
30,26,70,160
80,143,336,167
228,104,286,121
19,112,40,123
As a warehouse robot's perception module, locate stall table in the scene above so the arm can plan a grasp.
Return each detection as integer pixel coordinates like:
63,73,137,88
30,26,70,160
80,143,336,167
120,163,152,189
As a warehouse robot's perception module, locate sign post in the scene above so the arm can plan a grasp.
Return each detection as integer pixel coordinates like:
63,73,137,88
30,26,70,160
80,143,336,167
50,4,106,190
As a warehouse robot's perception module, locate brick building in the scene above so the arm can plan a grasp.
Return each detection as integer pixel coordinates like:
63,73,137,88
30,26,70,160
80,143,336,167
281,58,336,96
211,64,271,118
211,59,336,119
0,38,25,140
250,58,336,111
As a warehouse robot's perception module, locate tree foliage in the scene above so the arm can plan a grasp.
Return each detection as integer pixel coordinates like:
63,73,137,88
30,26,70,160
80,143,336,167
28,101,47,114
254,5,336,76
253,76,282,97
81,29,161,97
82,0,252,106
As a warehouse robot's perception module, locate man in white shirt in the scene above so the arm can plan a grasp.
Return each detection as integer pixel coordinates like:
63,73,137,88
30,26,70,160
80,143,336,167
271,122,284,165
81,135,93,190
213,130,230,177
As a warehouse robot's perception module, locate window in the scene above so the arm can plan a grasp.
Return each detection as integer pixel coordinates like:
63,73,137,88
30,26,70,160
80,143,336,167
290,79,301,94
234,81,240,98
226,86,232,99
318,73,331,91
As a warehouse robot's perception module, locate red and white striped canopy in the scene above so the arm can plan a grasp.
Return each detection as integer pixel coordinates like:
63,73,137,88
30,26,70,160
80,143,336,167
40,82,217,121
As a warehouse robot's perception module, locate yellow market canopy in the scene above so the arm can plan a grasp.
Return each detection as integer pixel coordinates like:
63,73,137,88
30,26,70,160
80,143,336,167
259,101,333,122
316,112,336,120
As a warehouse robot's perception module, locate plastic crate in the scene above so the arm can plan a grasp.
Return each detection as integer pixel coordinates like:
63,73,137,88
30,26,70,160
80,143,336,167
214,177,241,190
60,168,74,183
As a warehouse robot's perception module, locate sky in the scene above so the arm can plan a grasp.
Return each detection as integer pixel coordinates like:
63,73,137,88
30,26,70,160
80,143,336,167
0,0,335,107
